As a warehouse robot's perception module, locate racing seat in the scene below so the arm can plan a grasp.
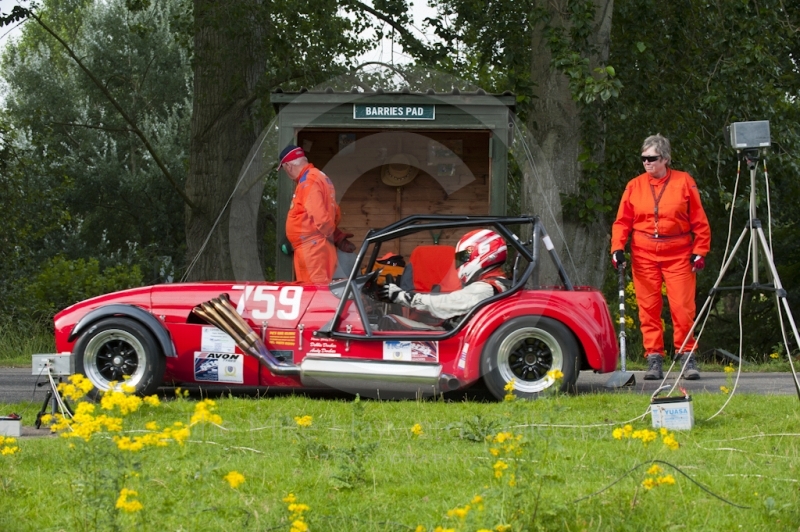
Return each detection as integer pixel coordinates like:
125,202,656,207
399,245,461,293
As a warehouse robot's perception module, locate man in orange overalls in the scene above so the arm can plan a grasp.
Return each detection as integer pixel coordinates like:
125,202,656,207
611,134,711,380
280,145,354,283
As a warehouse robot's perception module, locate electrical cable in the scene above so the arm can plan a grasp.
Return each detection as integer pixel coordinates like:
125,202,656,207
181,120,278,282
573,459,751,508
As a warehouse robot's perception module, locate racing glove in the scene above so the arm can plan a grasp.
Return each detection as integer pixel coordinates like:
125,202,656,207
333,228,356,253
691,254,705,272
611,250,626,270
380,283,412,306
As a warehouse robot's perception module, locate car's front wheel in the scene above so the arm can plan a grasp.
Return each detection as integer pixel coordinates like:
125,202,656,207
73,317,165,397
481,316,579,400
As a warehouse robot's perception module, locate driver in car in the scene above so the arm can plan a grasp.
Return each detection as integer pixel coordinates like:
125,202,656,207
379,229,511,322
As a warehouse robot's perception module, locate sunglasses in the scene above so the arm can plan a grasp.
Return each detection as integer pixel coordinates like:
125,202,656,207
641,155,662,163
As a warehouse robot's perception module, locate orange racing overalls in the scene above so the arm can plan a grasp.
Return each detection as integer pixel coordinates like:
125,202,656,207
285,163,341,283
611,169,711,355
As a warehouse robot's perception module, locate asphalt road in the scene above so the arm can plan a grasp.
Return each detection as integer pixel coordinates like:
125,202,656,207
3,366,799,406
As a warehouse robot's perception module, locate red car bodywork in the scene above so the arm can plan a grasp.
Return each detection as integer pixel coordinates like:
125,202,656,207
54,281,616,390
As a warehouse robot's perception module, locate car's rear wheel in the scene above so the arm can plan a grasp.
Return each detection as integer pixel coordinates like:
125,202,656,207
481,316,579,400
74,317,165,397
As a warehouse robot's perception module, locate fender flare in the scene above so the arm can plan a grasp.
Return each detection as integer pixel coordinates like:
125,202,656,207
67,304,177,358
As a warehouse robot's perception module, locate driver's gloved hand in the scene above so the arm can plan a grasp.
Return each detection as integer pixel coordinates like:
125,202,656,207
379,283,412,306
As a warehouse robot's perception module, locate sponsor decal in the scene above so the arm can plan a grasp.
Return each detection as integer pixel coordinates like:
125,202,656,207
307,339,341,358
268,330,297,347
194,352,244,383
201,327,236,354
457,342,469,370
383,341,439,362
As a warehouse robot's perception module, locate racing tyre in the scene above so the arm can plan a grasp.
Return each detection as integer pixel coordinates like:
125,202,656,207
74,317,166,397
481,316,579,400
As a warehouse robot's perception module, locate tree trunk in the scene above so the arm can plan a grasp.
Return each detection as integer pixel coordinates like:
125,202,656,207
184,0,265,281
524,0,613,288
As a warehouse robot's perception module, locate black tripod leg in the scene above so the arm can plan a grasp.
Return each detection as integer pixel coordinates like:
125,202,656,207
35,389,53,429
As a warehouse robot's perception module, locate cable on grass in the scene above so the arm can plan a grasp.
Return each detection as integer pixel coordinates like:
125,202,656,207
573,459,751,509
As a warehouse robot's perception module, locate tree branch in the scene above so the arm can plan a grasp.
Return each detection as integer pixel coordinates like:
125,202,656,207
51,121,133,133
24,9,198,212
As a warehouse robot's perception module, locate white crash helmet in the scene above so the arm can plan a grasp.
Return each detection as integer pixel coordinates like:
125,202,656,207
454,229,507,285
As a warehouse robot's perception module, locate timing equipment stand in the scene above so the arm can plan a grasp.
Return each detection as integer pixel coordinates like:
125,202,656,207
684,147,800,400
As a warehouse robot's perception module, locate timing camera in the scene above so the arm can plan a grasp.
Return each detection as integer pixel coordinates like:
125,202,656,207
727,120,771,149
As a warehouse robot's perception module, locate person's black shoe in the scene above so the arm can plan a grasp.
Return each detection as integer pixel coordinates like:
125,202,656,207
644,353,664,380
676,352,700,380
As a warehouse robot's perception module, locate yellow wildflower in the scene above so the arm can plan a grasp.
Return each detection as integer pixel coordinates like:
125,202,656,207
492,460,509,478
720,386,730,394
659,427,668,436
546,369,564,381
190,399,222,426
642,478,656,490
662,434,680,451
223,471,245,489
115,488,143,513
489,447,500,456
770,352,779,359
294,415,313,428
495,525,512,532
145,421,159,431
646,464,663,475
471,495,483,504
433,528,455,532
411,423,423,437
446,505,470,519
724,364,735,374
144,395,161,407
283,493,297,504
290,519,309,532
657,474,676,485
415,527,426,532
612,428,624,440
508,473,516,487
288,503,310,515
503,379,515,392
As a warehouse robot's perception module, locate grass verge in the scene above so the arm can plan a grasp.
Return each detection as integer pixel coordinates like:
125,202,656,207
0,322,54,367
1,389,798,531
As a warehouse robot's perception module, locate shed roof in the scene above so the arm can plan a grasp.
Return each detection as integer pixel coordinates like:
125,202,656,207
270,87,516,111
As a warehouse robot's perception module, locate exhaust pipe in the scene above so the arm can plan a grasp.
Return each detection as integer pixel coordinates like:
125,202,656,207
192,294,447,396
192,294,300,376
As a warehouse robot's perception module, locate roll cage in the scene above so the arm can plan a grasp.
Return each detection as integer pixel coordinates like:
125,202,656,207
316,215,574,341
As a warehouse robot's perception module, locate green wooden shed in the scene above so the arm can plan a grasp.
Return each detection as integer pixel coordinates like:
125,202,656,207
270,89,516,281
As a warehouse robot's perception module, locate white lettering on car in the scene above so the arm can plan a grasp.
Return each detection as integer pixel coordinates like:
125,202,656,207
232,285,304,320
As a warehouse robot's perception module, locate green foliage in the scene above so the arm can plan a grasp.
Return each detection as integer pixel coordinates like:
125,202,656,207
1,0,191,299
24,256,143,320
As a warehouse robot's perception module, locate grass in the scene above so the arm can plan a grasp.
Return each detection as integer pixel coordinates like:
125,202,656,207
0,322,54,367
1,390,799,531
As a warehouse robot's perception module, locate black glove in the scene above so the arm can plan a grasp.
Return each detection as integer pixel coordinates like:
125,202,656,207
690,254,705,271
379,283,412,305
611,250,626,270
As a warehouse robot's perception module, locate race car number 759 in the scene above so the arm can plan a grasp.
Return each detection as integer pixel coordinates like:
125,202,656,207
232,285,304,320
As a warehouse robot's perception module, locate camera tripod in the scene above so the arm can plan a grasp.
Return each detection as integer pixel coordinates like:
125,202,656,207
683,148,800,400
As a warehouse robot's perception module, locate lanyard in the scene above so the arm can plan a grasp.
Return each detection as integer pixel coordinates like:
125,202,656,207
648,170,671,238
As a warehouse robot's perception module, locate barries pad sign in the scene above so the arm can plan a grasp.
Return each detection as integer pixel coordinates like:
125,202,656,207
353,104,435,120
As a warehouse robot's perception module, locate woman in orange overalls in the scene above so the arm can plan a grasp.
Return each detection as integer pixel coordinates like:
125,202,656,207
611,134,711,380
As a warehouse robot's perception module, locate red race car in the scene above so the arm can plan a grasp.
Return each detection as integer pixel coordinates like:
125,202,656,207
52,216,618,400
